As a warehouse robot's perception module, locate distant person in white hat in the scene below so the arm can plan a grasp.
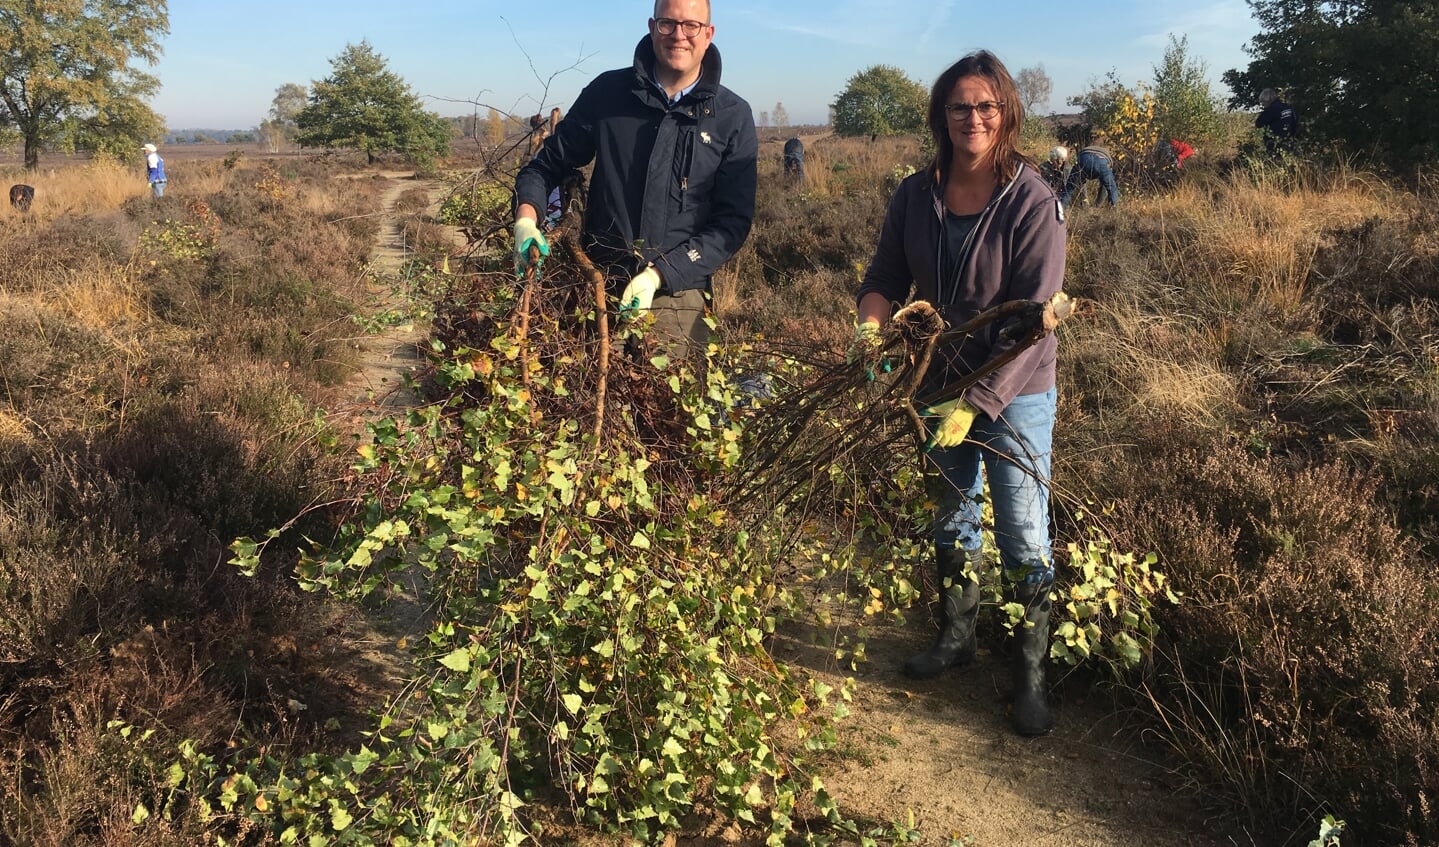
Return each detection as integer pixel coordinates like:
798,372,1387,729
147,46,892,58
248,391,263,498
142,143,166,198
1041,145,1068,194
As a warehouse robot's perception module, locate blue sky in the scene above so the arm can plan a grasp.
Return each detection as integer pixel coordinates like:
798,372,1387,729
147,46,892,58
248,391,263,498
151,0,1261,129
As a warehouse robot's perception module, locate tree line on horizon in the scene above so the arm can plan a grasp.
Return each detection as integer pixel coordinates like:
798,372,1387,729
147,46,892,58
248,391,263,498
1,0,1434,171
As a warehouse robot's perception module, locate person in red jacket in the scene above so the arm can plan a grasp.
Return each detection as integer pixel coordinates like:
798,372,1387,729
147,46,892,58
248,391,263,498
1169,139,1194,168
1153,138,1195,176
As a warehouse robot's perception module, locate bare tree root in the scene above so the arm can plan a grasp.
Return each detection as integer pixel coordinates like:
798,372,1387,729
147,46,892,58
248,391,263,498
728,292,1081,515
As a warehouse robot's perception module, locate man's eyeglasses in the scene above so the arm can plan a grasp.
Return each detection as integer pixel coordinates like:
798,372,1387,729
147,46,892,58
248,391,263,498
653,17,709,37
945,101,1004,120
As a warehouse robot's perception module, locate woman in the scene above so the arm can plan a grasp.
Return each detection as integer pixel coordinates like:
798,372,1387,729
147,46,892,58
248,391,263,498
854,50,1066,736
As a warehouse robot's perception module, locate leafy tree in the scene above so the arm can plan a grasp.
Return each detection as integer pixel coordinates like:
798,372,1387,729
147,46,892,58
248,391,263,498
257,119,282,152
262,82,306,151
1016,64,1053,114
1152,35,1222,146
1067,72,1165,176
1067,69,1134,134
831,65,927,138
270,82,307,126
62,84,164,160
485,108,504,147
0,0,169,169
295,40,451,167
1223,0,1439,164
772,101,789,130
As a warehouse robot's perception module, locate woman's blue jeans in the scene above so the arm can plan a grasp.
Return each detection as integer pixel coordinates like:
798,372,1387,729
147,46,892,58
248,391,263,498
926,388,1055,585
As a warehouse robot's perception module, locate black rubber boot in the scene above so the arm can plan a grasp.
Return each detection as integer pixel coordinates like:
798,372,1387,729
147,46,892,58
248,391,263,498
1009,580,1055,736
903,546,982,679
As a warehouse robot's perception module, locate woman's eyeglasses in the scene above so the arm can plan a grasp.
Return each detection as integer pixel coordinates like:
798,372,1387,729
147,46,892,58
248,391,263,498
945,101,1005,120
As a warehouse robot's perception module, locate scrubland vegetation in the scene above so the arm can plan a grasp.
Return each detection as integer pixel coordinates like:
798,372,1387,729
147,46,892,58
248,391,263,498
0,131,1435,847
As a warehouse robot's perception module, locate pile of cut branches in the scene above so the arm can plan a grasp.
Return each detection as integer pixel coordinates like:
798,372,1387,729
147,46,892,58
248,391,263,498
217,194,1084,844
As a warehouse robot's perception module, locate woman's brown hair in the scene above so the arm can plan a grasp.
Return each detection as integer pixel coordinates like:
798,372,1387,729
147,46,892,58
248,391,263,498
927,50,1032,183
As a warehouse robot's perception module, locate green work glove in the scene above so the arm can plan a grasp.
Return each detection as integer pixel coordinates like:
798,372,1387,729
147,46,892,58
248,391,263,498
619,265,661,318
923,398,980,451
513,217,549,274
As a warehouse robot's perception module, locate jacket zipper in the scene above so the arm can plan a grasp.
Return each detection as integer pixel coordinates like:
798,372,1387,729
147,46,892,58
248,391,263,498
932,168,1021,305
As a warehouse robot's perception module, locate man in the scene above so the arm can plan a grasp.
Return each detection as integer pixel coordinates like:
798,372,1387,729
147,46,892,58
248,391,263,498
1059,142,1118,209
142,143,166,198
513,0,758,358
1255,88,1298,156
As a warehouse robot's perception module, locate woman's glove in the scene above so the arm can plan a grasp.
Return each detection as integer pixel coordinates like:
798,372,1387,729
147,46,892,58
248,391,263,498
848,319,895,381
513,218,549,274
846,320,882,364
923,398,980,451
619,266,661,317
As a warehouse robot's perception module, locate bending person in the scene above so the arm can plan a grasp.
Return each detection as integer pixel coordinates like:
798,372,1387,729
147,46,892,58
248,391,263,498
1059,141,1118,208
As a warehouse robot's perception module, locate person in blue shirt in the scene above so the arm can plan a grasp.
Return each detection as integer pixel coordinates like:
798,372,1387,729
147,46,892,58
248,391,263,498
142,143,166,198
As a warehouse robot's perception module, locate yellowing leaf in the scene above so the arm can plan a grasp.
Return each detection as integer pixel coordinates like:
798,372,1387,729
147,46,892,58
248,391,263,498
439,648,471,673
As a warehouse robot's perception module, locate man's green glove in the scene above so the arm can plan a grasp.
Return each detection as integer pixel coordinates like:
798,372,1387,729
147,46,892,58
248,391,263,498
514,218,549,274
923,398,980,451
619,265,661,318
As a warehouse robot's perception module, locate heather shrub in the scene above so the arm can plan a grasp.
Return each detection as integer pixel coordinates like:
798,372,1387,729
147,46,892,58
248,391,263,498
0,153,385,843
1104,446,1437,843
1055,156,1439,842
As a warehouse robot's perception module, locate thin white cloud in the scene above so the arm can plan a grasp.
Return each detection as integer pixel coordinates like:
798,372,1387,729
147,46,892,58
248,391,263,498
917,0,958,51
1135,0,1256,62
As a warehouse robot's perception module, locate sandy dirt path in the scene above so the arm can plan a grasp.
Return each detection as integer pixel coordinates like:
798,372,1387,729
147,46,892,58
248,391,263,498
327,172,457,700
775,619,1233,846
343,172,439,411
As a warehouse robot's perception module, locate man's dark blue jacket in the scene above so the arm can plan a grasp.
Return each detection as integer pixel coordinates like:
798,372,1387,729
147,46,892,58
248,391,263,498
516,37,758,294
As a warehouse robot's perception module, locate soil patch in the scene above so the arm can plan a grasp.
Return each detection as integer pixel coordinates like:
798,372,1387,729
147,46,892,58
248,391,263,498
777,618,1233,845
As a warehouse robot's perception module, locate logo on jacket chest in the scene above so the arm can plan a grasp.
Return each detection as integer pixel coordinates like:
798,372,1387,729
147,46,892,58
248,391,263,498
700,131,711,145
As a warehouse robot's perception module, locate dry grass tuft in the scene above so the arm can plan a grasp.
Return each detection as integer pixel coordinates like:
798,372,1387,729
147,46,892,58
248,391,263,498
0,158,148,221
0,152,391,843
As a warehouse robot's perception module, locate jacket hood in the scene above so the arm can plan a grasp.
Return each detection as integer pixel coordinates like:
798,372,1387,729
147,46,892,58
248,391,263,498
632,36,723,98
